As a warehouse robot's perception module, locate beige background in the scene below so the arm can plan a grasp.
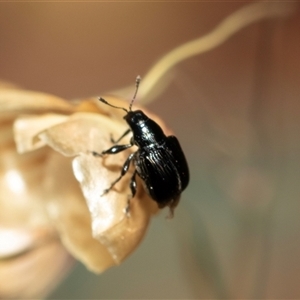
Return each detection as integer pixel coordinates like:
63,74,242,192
1,2,300,299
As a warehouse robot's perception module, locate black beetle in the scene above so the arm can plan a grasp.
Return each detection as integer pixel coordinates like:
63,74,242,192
93,76,189,216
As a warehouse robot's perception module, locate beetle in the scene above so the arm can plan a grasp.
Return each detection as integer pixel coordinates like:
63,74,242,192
92,76,189,216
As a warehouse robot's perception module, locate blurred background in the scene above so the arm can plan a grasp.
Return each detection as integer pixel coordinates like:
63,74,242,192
1,1,300,299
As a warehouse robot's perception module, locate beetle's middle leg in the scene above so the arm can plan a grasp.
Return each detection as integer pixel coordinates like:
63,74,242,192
125,170,137,215
92,142,133,157
101,152,135,196
110,128,131,144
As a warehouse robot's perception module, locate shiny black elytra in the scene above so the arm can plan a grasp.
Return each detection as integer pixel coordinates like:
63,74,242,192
93,76,189,216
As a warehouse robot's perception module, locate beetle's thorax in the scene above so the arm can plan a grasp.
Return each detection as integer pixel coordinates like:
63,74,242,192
124,110,166,147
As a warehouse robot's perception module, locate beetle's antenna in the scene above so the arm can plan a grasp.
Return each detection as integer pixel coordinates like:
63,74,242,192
98,97,128,113
129,75,141,111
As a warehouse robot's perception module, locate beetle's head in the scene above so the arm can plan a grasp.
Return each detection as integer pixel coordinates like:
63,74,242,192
124,110,148,127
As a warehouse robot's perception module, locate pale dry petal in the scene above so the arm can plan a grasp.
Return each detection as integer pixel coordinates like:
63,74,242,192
0,88,74,113
13,114,68,153
72,153,157,264
0,236,73,299
38,112,127,157
0,90,75,297
0,227,53,258
11,95,163,273
0,115,52,228
37,112,158,269
43,153,116,273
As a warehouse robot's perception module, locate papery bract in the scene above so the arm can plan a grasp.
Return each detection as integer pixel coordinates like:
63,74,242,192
13,102,160,272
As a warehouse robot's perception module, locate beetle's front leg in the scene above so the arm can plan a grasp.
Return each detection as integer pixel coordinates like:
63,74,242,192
92,142,133,157
101,152,135,196
110,128,131,144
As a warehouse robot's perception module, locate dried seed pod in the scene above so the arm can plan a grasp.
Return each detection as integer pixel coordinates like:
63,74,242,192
0,227,73,299
19,111,160,271
0,84,167,288
0,85,75,298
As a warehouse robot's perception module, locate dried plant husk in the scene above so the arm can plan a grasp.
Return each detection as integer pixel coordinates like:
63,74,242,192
0,83,165,300
0,227,73,299
0,85,76,298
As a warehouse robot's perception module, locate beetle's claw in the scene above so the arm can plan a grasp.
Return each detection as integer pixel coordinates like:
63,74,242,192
124,205,131,218
91,151,103,157
110,133,116,144
166,207,174,219
124,198,131,217
100,189,109,196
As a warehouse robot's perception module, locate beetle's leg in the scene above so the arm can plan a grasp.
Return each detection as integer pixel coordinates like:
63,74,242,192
92,143,133,157
166,195,180,219
110,128,131,144
91,151,102,157
101,153,135,196
129,170,137,198
102,143,132,155
124,170,137,216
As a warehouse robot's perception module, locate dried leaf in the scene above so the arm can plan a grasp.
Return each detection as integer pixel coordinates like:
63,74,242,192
0,232,73,299
0,88,74,113
14,114,68,153
0,82,167,296
14,111,158,271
